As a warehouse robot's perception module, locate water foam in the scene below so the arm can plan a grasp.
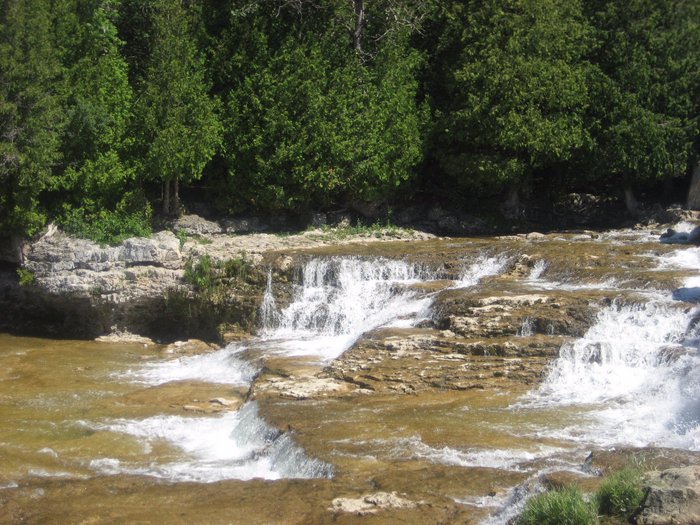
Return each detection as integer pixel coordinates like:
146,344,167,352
126,344,256,386
94,402,332,482
524,300,700,450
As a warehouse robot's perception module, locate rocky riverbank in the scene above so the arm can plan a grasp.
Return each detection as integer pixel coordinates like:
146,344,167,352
0,218,435,341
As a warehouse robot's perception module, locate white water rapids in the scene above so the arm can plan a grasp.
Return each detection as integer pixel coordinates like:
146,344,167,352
104,254,506,482
93,238,700,522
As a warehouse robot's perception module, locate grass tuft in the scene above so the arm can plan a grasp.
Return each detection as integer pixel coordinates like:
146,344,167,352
595,466,645,519
518,487,598,525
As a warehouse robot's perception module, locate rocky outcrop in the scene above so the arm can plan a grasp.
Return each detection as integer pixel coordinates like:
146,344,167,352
24,229,182,299
1,223,437,341
636,466,700,524
327,328,560,394
432,290,597,340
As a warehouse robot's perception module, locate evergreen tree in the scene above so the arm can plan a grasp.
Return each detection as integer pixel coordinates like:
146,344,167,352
583,0,699,205
208,1,425,214
134,0,222,217
55,0,151,244
425,0,593,202
0,0,65,236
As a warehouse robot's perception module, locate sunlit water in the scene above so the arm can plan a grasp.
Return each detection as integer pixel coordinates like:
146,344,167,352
2,226,700,522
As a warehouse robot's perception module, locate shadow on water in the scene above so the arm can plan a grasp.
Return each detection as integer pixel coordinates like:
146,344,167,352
674,287,700,303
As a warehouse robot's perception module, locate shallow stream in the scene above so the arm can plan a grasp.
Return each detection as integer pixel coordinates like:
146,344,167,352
2,227,700,523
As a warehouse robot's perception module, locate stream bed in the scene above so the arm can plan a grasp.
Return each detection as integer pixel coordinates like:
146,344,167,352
2,228,700,523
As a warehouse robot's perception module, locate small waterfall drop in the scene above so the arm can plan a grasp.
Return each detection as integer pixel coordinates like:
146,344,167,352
261,257,437,360
526,260,547,281
259,268,279,329
95,402,332,482
456,254,510,288
526,299,700,449
518,317,533,337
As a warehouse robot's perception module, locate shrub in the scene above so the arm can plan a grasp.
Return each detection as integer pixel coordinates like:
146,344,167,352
518,487,597,525
184,255,215,293
59,193,152,246
596,466,645,518
16,268,36,286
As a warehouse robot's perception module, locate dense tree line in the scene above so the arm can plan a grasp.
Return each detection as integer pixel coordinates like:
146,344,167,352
0,0,697,242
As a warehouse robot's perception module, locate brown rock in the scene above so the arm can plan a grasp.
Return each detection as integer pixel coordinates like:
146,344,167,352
636,466,700,524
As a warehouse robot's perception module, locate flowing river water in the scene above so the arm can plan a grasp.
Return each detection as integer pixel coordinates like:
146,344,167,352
2,226,700,523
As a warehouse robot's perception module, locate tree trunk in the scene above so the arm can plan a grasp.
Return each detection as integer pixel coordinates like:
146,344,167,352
163,180,171,217
624,187,639,215
352,0,365,53
173,177,180,217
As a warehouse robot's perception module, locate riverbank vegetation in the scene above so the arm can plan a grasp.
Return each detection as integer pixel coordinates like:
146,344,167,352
1,0,697,242
518,465,646,525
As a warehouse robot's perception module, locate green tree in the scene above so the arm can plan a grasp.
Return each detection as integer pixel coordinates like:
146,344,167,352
584,0,699,209
134,0,222,217
53,0,151,244
207,1,425,215
425,0,593,203
0,0,65,236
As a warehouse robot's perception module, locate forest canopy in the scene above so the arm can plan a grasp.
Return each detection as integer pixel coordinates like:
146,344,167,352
0,0,697,242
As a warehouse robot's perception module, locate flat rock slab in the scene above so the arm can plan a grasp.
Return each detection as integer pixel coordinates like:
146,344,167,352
329,491,418,515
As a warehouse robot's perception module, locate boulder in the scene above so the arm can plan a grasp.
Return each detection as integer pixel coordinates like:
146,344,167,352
636,466,700,524
162,339,218,355
169,214,223,235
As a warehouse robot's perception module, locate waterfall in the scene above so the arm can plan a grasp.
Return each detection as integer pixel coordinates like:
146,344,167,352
259,268,279,330
261,257,438,360
525,299,700,449
111,253,509,483
518,317,534,337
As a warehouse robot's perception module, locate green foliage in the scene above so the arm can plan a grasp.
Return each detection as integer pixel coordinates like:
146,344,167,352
582,0,699,185
212,3,425,214
184,254,215,293
60,190,152,245
16,268,35,287
429,0,594,195
0,0,65,236
0,0,697,238
175,229,187,248
184,254,253,297
134,0,222,215
595,466,645,518
518,487,598,525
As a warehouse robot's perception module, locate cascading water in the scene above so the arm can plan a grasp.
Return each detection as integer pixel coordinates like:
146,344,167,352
259,268,279,328
259,257,439,360
92,402,332,482
523,299,700,449
456,254,510,288
103,254,508,484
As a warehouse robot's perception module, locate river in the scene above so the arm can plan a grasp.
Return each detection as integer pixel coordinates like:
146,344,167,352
1,226,699,523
